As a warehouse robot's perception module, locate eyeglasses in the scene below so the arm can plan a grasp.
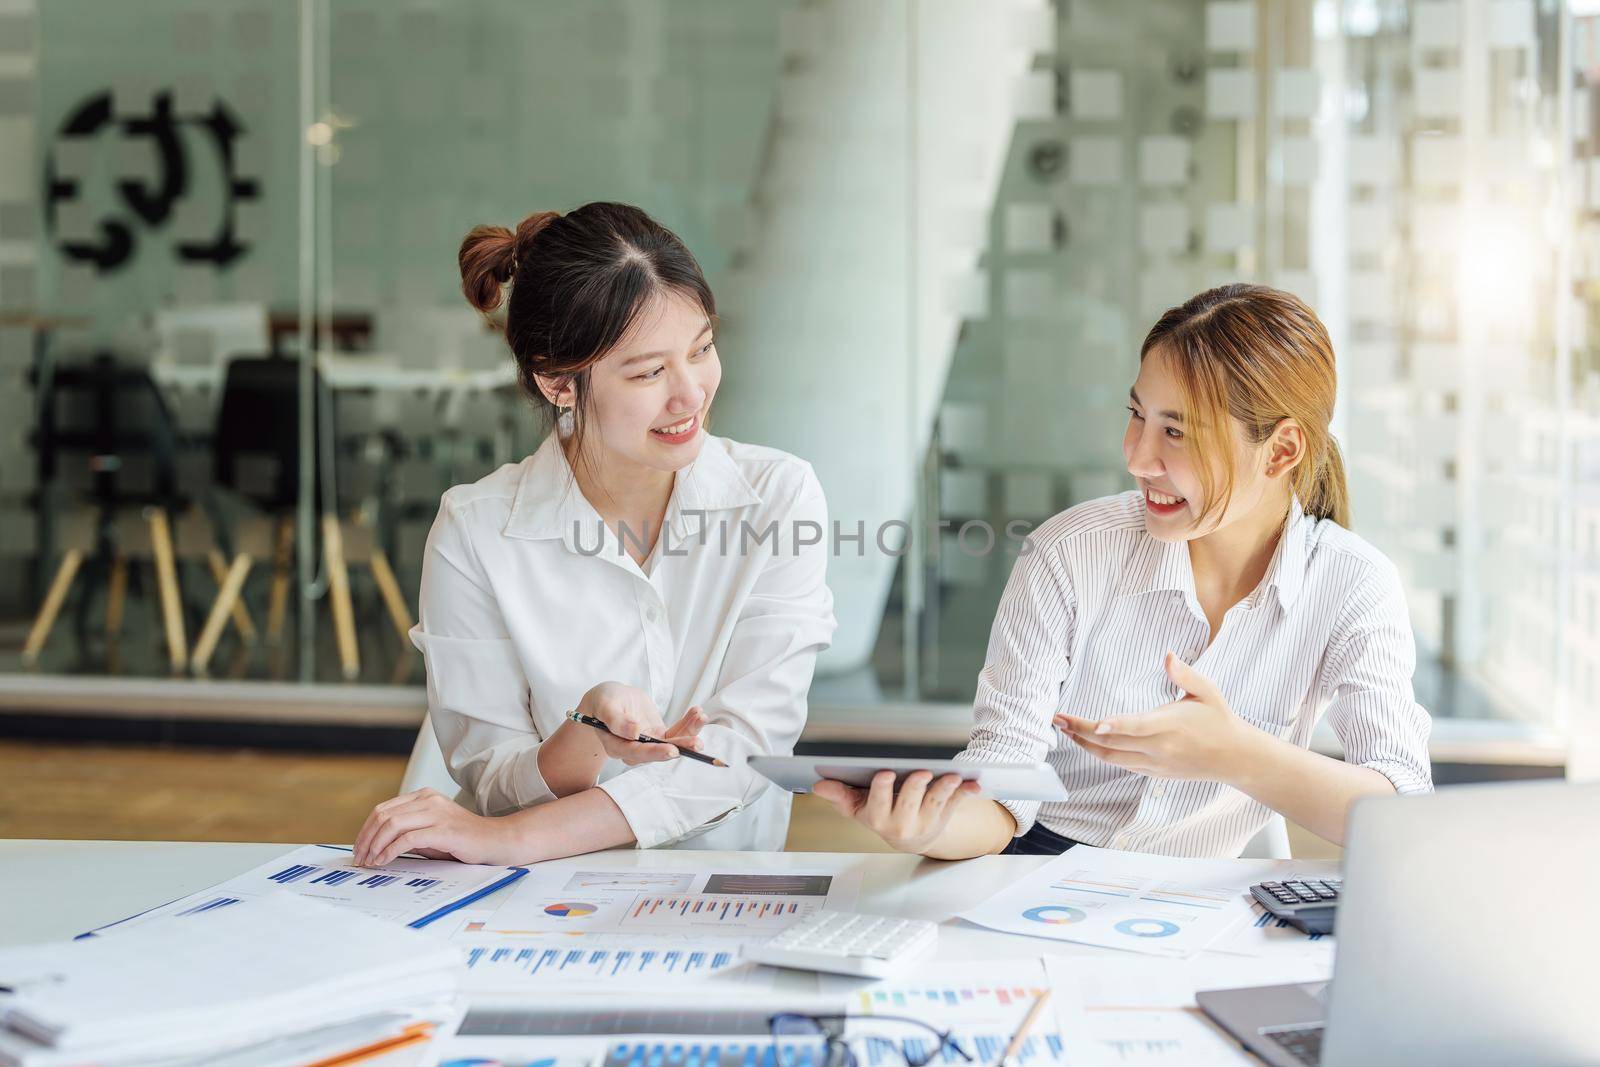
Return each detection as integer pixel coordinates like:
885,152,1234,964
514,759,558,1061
769,1012,974,1067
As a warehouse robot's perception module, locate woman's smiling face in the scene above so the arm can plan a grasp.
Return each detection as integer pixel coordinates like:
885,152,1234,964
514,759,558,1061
545,289,721,478
1123,347,1277,543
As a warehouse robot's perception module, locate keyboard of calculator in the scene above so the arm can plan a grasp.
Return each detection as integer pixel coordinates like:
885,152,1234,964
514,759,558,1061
1257,879,1340,906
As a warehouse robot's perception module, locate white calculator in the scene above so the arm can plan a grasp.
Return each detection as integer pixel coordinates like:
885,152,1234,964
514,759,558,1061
743,910,938,978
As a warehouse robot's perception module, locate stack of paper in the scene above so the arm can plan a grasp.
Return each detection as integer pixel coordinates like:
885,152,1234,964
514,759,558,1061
0,893,465,1066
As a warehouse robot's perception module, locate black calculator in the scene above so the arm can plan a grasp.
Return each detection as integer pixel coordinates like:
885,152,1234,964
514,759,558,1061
1250,878,1341,935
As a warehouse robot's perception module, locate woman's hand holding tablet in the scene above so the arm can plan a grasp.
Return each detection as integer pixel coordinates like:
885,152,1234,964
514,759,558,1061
747,756,1068,799
812,770,983,854
1055,651,1258,782
750,757,1065,858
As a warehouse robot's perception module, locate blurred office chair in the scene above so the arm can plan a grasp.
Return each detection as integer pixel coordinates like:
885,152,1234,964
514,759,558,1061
22,353,193,671
192,356,413,677
400,711,458,795
1240,814,1291,859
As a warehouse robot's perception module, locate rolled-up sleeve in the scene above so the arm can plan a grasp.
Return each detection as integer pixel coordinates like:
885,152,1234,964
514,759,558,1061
413,501,554,817
1319,562,1434,795
599,468,836,848
955,535,1077,838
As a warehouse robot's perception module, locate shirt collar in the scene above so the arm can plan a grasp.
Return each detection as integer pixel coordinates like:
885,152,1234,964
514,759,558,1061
1259,493,1309,611
502,427,761,546
671,430,763,520
1121,493,1310,612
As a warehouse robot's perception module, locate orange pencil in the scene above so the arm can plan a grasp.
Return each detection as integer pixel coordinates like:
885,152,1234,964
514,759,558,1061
305,1021,435,1067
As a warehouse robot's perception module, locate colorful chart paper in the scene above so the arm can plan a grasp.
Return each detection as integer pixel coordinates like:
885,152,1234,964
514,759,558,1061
542,902,597,918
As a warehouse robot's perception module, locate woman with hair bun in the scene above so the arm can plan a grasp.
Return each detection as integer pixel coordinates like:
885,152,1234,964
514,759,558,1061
817,284,1434,859
353,202,835,865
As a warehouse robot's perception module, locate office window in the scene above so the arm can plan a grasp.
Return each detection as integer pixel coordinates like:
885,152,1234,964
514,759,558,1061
1,0,1594,763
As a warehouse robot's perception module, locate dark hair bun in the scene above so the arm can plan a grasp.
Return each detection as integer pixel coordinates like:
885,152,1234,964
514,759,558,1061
458,211,560,315
458,224,515,314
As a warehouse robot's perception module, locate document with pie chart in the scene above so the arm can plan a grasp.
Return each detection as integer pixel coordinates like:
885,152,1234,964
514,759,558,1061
472,866,855,937
958,846,1285,958
447,861,861,991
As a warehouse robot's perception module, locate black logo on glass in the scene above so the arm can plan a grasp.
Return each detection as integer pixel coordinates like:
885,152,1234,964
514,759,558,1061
43,90,261,272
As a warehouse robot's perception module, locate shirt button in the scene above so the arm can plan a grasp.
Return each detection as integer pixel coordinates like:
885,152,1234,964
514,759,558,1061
645,607,660,623
1114,834,1130,848
1151,785,1165,799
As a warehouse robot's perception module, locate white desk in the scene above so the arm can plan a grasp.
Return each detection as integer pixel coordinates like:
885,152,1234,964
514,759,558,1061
0,841,1318,1062
0,840,1066,951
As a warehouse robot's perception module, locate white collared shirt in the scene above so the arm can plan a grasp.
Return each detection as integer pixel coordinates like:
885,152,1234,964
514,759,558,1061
410,430,836,851
958,490,1433,857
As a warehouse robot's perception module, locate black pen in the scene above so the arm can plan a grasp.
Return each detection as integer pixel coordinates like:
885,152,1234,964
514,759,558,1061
566,710,728,767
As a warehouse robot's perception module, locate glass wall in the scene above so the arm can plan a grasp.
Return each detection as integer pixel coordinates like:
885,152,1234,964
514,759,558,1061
908,0,1591,747
317,0,800,686
5,0,312,679
2,0,1595,759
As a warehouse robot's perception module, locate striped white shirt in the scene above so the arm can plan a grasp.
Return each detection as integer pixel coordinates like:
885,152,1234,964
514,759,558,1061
957,490,1433,858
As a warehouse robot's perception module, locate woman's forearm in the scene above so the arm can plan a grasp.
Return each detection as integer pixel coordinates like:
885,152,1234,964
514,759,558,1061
1227,730,1396,845
501,786,636,862
535,720,609,797
920,793,1018,860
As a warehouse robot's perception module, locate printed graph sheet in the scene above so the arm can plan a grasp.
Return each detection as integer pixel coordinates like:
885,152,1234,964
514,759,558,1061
86,844,523,934
450,864,860,992
472,868,850,937
845,959,1068,1067
958,846,1308,959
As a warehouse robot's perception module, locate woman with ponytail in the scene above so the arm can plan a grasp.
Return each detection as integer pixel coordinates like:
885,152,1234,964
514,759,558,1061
352,202,835,866
817,284,1433,859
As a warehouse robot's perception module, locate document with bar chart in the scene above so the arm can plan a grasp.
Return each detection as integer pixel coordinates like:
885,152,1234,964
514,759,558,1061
958,846,1289,959
456,937,780,995
845,958,1068,1066
448,861,860,992
83,844,527,936
1207,861,1340,966
472,864,856,938
846,958,1050,1019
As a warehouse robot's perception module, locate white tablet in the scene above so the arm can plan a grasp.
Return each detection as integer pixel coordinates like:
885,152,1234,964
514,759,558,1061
746,755,1069,802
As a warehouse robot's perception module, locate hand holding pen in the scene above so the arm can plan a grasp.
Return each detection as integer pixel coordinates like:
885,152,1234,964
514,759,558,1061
569,710,728,767
565,682,724,767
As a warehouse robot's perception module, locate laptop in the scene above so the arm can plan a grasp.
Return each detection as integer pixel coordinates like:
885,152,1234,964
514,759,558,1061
1198,779,1600,1066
